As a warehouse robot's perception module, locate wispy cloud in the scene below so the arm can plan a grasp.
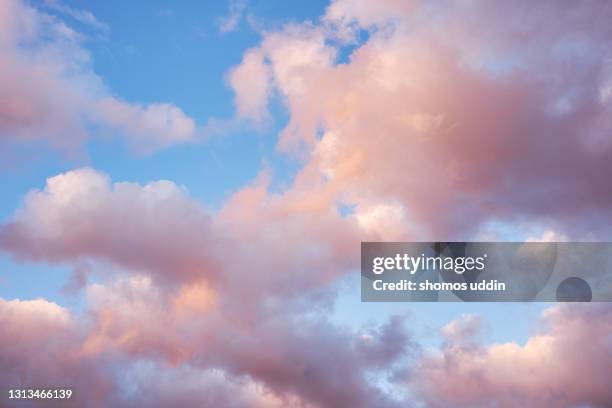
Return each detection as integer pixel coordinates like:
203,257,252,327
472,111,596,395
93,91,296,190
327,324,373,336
41,0,110,38
218,0,247,33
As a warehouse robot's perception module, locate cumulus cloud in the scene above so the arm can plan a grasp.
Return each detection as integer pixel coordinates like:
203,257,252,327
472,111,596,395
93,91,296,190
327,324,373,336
0,271,413,407
5,276,612,407
228,0,612,239
1,166,611,406
229,24,336,134
0,167,375,303
0,0,196,152
414,304,612,408
114,363,290,408
0,165,414,406
440,314,482,345
0,168,220,283
95,276,412,407
227,49,271,124
3,0,612,406
0,298,116,405
0,296,301,407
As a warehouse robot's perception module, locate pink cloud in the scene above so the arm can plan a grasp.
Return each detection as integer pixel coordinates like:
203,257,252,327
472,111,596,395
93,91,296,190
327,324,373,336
228,49,272,124
0,168,221,283
93,98,195,152
81,275,412,407
4,288,612,407
0,295,307,407
414,304,612,408
2,1,612,406
228,0,612,239
0,298,116,405
0,165,410,406
0,167,378,303
0,0,196,152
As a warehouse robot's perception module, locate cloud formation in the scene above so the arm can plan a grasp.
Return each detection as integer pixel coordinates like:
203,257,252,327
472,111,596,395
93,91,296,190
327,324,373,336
0,272,413,407
1,166,612,406
414,304,612,408
0,296,293,407
0,168,219,283
0,298,116,405
0,167,409,406
2,0,612,407
4,278,612,407
0,167,370,300
229,0,612,239
0,0,196,152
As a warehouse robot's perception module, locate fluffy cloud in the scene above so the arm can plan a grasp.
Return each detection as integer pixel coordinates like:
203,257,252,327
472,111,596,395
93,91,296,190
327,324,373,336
113,363,290,408
414,304,612,408
0,296,299,407
0,0,196,152
0,168,220,283
228,0,612,239
84,275,413,407
0,272,413,407
0,167,371,301
228,49,271,124
1,167,611,406
5,278,612,407
0,165,413,406
0,298,116,405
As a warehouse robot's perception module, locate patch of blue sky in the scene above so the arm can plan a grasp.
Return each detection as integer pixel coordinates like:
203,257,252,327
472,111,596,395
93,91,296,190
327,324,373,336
0,254,82,308
333,28,371,64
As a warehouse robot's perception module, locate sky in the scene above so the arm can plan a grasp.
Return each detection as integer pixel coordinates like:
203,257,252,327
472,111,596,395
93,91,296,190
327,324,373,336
1,0,612,407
